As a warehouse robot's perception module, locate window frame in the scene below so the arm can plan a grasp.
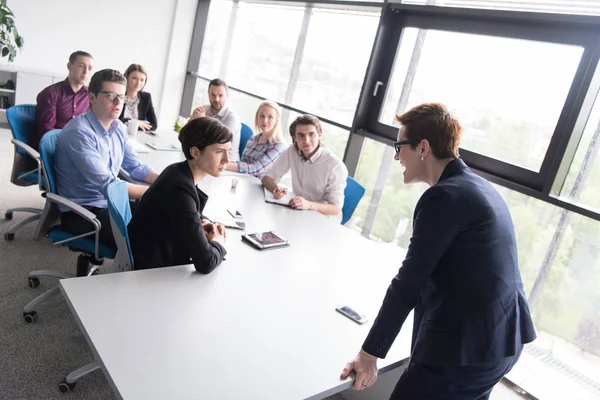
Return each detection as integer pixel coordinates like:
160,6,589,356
352,3,600,192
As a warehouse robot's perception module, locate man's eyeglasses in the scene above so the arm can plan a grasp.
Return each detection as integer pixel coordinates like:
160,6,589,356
99,91,126,103
394,140,416,154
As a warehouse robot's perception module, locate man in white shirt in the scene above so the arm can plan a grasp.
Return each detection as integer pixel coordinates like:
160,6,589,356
190,79,241,162
261,114,347,216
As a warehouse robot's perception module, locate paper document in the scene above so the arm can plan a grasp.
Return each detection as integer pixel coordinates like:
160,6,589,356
128,140,150,153
145,141,181,152
263,187,295,206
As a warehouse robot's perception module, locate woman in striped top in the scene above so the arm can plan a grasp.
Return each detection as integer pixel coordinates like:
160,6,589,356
225,100,286,176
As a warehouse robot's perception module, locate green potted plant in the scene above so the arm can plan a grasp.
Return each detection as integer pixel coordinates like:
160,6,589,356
0,0,23,62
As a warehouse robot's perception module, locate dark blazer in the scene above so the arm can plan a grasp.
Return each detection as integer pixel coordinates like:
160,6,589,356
363,158,536,366
118,91,157,131
128,161,226,273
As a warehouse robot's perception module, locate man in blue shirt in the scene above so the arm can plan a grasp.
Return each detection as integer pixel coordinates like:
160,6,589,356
55,69,158,252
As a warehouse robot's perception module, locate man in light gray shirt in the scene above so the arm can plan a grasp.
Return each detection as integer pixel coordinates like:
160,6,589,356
261,114,347,217
190,78,241,162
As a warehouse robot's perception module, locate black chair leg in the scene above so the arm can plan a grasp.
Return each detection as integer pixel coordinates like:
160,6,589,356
76,254,91,277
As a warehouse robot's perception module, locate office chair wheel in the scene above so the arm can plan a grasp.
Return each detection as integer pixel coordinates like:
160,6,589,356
23,311,38,323
4,232,14,241
4,211,12,220
28,277,40,288
58,380,76,393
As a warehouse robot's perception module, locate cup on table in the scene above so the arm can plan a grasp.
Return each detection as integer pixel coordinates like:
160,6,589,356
127,120,139,139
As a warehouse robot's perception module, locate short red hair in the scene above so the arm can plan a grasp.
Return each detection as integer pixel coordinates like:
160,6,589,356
396,103,462,159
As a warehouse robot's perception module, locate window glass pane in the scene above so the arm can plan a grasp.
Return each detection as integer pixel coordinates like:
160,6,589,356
355,135,600,398
380,28,583,171
352,137,428,239
559,88,600,212
225,3,304,101
292,9,379,126
500,194,600,400
197,0,233,79
400,0,600,15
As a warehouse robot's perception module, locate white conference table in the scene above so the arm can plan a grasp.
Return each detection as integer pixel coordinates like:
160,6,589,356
59,135,414,399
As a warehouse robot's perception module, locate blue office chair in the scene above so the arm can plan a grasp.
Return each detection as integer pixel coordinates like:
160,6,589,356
239,122,253,157
341,176,366,225
23,130,117,323
107,180,134,272
4,104,45,241
57,181,135,393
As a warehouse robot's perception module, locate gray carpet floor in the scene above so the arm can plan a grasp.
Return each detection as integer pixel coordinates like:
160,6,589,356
0,127,523,400
0,127,115,399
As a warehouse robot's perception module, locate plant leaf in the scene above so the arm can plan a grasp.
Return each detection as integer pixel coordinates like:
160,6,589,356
1,46,9,57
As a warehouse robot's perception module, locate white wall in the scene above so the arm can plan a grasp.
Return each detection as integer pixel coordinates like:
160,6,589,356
7,0,197,129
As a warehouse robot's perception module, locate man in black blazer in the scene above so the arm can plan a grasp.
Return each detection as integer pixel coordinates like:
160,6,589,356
341,103,536,400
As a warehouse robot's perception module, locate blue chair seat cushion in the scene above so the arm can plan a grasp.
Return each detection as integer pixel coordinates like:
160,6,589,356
48,227,117,259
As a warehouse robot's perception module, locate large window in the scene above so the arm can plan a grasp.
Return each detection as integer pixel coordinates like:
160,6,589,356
292,9,379,126
224,3,305,102
191,0,380,162
355,4,600,192
197,1,233,79
380,28,583,171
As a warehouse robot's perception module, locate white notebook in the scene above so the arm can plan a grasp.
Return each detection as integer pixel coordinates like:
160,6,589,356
263,187,295,207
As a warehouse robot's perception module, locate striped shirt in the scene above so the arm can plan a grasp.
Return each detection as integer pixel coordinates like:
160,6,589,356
238,134,286,177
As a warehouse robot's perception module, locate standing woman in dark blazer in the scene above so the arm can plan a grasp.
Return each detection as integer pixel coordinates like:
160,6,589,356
341,103,536,399
119,64,157,131
128,117,232,272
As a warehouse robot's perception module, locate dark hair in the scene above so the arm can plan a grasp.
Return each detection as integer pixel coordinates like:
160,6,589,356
124,64,147,79
289,114,322,137
208,78,228,92
396,103,462,159
68,51,93,64
124,64,148,91
179,117,233,160
88,69,127,95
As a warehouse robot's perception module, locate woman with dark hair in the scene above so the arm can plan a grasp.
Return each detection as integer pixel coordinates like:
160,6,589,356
128,117,233,272
119,63,157,131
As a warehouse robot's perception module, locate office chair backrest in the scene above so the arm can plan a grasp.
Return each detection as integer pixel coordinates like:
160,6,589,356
107,181,134,270
239,122,253,157
39,129,62,194
342,176,366,225
7,104,36,156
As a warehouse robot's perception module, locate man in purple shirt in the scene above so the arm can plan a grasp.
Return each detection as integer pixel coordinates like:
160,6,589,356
32,50,94,149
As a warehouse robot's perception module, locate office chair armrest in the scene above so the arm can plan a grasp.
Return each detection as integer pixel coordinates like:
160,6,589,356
11,139,40,160
45,193,98,222
118,168,147,185
45,192,103,259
